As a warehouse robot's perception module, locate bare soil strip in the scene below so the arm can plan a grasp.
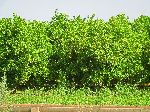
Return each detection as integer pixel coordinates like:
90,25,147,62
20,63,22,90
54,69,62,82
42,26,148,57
0,104,150,112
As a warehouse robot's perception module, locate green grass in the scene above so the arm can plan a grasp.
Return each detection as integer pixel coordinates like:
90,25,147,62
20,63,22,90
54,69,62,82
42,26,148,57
4,85,150,106
1,76,150,106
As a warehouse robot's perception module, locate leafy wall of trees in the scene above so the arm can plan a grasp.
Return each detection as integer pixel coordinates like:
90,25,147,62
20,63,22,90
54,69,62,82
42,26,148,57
0,12,150,90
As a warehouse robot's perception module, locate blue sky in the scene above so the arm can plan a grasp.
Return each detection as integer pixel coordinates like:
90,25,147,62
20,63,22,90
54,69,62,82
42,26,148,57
0,0,150,21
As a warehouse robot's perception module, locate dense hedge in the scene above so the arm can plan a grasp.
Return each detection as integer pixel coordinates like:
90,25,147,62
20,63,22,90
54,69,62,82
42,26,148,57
0,12,150,89
0,14,53,88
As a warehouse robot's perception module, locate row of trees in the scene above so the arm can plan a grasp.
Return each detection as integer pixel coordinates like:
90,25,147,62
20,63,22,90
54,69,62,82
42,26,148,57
0,12,150,90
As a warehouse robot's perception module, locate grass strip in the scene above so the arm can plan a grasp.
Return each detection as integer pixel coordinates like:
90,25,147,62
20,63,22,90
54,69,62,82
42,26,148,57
5,85,150,106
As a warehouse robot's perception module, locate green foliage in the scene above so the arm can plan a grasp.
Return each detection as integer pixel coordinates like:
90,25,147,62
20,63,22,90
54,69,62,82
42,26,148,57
0,14,53,88
0,12,150,89
103,14,144,86
0,75,10,106
48,13,106,88
6,87,150,106
130,15,150,84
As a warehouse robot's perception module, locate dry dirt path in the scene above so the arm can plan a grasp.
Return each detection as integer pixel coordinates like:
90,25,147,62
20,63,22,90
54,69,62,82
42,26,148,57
1,104,150,112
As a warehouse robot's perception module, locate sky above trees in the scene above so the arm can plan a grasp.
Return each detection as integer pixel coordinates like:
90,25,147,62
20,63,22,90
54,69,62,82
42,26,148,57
0,0,150,21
